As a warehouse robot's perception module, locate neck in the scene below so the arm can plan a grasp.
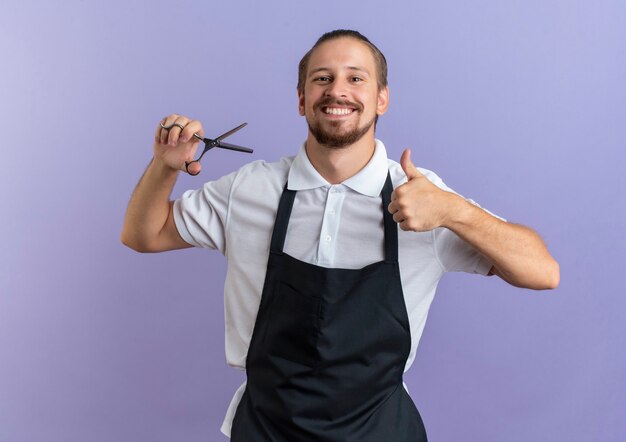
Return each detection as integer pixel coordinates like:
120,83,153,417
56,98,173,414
304,133,376,184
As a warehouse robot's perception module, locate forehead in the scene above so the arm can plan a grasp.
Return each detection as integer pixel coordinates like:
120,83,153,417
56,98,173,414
307,37,376,73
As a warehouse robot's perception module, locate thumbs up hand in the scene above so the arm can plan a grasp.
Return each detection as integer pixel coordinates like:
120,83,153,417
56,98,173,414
388,149,458,232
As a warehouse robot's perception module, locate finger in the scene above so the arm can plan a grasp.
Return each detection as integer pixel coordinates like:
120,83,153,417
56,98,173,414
392,211,405,224
167,116,190,146
158,114,179,144
185,160,202,175
388,200,398,214
180,120,204,143
154,117,168,144
399,220,411,231
400,148,423,181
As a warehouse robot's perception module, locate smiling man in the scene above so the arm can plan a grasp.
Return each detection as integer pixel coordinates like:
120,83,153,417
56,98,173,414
299,36,386,151
122,30,559,441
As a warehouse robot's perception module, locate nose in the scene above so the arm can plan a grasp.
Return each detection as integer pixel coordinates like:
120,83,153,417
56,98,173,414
324,78,348,98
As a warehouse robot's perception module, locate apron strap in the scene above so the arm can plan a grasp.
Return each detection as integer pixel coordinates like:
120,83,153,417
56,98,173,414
270,172,398,262
381,173,398,263
270,183,296,253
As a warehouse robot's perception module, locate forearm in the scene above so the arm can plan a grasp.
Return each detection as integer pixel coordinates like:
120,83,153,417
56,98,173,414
121,158,179,251
443,194,560,290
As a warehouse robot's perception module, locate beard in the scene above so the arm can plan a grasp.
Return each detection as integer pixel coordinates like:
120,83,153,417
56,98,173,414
306,98,377,148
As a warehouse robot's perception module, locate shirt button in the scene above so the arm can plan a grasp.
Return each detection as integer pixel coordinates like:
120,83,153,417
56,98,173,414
325,235,332,242
328,209,335,215
330,188,337,194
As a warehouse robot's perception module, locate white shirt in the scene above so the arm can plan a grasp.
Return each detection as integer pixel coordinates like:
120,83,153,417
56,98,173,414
173,139,501,437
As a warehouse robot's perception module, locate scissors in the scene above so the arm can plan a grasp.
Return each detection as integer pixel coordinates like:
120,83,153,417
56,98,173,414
160,121,253,176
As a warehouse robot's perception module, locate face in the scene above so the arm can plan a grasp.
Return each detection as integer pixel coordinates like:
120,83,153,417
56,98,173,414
298,37,389,148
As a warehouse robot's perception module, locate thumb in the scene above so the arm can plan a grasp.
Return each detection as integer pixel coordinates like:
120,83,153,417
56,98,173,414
185,160,202,176
400,148,421,180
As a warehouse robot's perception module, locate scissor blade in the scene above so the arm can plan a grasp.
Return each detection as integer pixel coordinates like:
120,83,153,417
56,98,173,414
217,141,254,153
193,133,213,143
215,122,248,141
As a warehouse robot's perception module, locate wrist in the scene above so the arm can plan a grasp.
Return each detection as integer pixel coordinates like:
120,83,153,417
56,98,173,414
151,156,181,176
440,192,473,230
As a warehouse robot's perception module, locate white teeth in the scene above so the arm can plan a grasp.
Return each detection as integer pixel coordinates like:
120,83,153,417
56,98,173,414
324,107,353,115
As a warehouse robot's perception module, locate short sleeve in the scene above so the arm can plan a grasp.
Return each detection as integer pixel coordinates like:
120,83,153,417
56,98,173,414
173,169,238,253
432,227,494,275
423,169,506,275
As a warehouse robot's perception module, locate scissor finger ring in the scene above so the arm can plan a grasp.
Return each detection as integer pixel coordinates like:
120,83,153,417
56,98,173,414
160,122,186,131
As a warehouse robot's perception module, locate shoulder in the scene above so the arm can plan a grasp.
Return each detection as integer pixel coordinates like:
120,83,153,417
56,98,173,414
178,155,295,205
238,155,293,177
230,155,294,189
194,155,294,191
219,155,295,207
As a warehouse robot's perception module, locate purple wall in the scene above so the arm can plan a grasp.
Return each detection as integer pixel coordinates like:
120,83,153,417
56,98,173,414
1,1,624,441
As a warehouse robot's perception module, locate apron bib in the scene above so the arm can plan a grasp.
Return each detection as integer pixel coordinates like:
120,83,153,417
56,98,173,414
231,173,427,441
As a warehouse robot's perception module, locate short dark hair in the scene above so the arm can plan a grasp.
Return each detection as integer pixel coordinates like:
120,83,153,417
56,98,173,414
297,30,388,93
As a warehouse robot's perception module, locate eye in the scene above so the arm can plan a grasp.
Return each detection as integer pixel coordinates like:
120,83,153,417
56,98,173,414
351,76,363,82
315,76,332,82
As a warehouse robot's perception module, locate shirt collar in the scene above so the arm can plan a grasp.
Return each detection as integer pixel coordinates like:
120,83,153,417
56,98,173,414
287,139,389,197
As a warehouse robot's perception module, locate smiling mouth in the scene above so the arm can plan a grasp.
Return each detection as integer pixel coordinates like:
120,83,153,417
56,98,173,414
322,106,356,115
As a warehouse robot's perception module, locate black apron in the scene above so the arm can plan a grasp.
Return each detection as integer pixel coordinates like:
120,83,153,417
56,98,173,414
231,173,427,441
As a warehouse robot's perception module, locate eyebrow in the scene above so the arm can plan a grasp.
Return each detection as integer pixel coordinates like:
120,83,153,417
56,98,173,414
308,66,371,77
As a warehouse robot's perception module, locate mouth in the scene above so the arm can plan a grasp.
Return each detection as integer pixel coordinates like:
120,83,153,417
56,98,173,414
321,106,357,116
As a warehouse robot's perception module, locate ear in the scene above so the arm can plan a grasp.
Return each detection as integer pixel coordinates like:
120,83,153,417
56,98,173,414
376,86,389,116
298,88,306,116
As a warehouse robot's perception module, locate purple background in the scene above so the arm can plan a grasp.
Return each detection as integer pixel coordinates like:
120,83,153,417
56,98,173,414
1,1,624,441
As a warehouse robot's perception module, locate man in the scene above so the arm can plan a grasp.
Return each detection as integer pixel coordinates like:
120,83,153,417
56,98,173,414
121,30,559,441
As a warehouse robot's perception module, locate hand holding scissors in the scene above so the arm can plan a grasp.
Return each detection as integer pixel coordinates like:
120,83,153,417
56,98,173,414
158,115,253,176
